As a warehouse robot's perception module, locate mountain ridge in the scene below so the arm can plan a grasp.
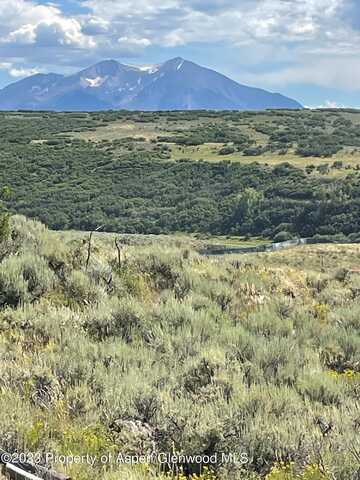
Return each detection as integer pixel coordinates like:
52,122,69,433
0,57,302,111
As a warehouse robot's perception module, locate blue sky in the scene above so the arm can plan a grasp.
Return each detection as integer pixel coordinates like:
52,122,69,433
0,0,360,107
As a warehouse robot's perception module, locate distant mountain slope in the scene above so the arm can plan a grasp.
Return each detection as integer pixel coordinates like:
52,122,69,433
0,58,302,111
0,73,64,110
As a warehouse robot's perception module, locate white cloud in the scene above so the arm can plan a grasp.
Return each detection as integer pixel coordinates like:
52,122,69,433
35,19,95,47
307,100,347,109
7,24,35,44
9,66,39,77
82,17,110,36
0,0,95,48
0,0,359,96
240,56,360,92
118,36,152,47
0,62,12,70
0,61,39,77
0,0,350,54
83,0,179,18
83,0,346,47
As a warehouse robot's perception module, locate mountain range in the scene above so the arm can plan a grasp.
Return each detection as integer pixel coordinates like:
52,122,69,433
0,57,302,111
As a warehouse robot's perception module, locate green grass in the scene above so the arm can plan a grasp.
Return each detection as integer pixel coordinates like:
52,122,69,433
72,119,160,142
65,110,360,174
193,234,268,247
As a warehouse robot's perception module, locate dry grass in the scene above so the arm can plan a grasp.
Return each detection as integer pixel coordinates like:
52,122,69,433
72,120,159,142
0,216,359,480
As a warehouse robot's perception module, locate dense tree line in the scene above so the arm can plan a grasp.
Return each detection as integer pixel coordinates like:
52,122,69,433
1,138,360,239
1,110,360,239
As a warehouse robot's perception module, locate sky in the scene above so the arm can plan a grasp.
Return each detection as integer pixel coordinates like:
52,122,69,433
0,0,360,107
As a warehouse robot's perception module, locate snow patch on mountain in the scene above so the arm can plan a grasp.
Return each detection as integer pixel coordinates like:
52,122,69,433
125,64,160,74
83,76,107,88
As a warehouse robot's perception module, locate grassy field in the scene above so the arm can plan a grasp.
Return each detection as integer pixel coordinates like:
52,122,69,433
169,143,360,170
64,109,360,175
0,216,359,480
56,230,268,251
72,119,160,142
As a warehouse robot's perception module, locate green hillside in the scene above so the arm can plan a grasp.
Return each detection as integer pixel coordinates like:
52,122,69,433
1,110,360,239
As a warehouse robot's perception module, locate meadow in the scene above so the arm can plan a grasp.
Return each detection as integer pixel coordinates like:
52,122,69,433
0,215,359,480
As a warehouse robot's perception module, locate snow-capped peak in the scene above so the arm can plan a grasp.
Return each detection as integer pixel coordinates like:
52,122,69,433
0,57,303,111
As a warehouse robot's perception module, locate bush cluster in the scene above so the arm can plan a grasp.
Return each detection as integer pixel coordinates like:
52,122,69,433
0,217,359,479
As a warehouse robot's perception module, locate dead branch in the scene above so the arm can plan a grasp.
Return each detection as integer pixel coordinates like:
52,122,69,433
115,237,124,268
85,225,103,271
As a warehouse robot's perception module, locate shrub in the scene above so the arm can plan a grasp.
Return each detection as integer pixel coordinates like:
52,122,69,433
0,253,55,307
297,373,343,406
0,216,359,480
219,146,235,155
83,298,149,342
0,186,11,243
135,249,193,299
65,270,106,306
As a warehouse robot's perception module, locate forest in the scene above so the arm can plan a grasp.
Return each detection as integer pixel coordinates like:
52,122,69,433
1,110,360,240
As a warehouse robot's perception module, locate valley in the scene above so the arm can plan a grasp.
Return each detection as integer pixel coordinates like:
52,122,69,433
1,109,360,240
0,109,359,480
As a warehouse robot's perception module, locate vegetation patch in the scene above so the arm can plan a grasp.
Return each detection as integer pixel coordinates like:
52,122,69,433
2,110,360,239
0,216,359,479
